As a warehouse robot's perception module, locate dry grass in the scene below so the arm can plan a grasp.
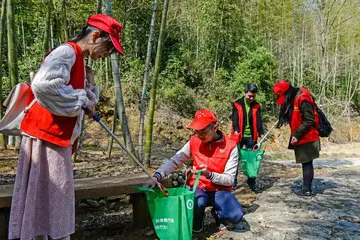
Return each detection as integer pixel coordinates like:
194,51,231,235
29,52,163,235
82,101,360,160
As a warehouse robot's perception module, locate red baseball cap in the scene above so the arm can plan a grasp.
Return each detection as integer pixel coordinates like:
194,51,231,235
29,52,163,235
87,14,124,55
188,109,217,130
273,81,290,105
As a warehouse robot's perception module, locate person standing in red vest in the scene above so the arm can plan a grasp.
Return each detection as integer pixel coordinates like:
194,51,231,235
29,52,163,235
231,84,264,191
145,110,247,233
273,81,320,196
8,14,124,240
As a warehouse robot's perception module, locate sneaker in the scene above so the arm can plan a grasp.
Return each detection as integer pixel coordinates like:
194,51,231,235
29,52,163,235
234,219,250,232
219,223,227,231
248,183,259,192
215,223,228,238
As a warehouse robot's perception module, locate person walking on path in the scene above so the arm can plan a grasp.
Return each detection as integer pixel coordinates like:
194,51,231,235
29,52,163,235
8,14,124,240
273,81,320,196
231,84,264,191
145,109,246,233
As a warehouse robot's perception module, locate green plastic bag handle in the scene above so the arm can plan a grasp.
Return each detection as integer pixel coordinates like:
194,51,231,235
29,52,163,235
185,171,201,193
133,171,201,194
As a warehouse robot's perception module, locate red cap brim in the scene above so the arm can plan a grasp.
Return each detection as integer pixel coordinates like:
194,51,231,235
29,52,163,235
110,35,124,55
276,95,285,105
188,120,212,131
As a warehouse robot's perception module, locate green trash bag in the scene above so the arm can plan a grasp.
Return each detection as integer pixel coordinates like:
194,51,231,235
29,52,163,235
240,145,265,178
134,171,201,240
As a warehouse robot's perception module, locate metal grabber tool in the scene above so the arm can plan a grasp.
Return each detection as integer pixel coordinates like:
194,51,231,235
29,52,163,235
93,114,169,197
252,120,279,151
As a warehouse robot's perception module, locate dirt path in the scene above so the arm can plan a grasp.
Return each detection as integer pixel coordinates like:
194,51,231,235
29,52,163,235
219,166,360,240
272,158,360,168
1,144,360,239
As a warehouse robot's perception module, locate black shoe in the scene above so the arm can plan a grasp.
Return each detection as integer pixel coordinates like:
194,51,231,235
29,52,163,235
301,188,312,196
248,183,259,192
295,188,312,197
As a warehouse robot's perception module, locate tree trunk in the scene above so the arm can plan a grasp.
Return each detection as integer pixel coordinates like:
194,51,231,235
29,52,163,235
62,0,68,40
97,0,103,14
43,0,52,52
106,0,137,166
138,0,158,162
50,24,54,49
144,0,169,167
107,104,117,158
299,16,305,86
213,1,224,78
7,0,20,150
21,18,26,55
7,0,18,88
105,57,109,90
333,16,340,99
0,0,7,149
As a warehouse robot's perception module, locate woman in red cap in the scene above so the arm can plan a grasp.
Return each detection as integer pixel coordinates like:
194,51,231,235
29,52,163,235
9,14,124,240
273,81,320,196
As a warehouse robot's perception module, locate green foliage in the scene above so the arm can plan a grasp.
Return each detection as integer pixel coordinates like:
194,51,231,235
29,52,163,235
121,58,144,107
159,79,199,117
157,55,201,116
1,76,11,96
18,39,43,82
201,68,233,120
352,91,360,114
231,46,278,107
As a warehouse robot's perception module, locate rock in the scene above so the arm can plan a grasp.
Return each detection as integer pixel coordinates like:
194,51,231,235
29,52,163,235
79,203,89,208
177,176,185,184
86,199,99,208
172,173,178,180
99,199,107,206
108,202,117,210
107,195,124,201
145,229,155,236
261,230,285,240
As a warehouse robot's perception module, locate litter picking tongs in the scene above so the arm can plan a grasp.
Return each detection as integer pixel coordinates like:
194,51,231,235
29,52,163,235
92,114,169,197
252,120,279,151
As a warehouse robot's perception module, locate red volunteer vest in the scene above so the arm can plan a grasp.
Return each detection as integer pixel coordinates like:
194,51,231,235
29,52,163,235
290,87,319,145
21,42,85,147
187,133,237,192
231,101,260,143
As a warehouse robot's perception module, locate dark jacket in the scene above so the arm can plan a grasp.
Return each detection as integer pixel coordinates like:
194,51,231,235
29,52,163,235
232,97,264,142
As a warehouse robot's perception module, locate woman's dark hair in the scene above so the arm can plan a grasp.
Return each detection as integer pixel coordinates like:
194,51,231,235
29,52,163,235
245,83,258,94
69,25,111,43
276,85,299,128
